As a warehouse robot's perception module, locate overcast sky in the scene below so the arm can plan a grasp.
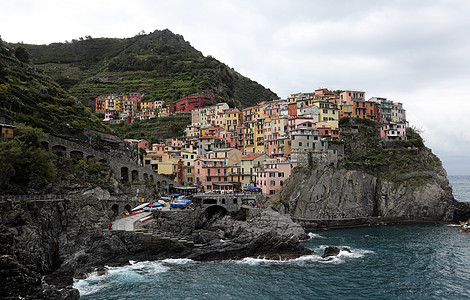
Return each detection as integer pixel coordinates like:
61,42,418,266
2,0,469,175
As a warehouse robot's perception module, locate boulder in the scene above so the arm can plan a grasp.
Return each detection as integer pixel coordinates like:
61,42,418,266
321,246,340,258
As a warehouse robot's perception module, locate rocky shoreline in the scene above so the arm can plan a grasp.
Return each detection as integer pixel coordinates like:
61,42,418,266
0,191,312,300
2,181,470,300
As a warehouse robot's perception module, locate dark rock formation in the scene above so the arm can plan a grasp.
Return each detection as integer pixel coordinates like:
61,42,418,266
0,188,311,299
321,246,341,258
140,208,312,261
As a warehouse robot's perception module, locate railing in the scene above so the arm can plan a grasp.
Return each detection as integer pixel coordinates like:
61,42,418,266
0,194,65,202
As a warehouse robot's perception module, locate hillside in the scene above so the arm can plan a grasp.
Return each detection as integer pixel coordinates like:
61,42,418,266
0,40,108,136
15,29,278,109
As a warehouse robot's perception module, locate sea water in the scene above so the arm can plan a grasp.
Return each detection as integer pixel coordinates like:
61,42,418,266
76,176,470,299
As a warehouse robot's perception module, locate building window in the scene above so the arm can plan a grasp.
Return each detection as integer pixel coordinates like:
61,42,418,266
270,180,275,186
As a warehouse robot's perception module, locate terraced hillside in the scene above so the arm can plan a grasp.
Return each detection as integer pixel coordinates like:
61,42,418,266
16,29,278,109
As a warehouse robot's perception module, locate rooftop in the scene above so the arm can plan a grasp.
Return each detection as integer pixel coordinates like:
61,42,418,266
242,153,265,160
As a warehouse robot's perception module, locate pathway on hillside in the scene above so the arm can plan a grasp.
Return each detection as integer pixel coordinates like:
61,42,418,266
111,212,152,231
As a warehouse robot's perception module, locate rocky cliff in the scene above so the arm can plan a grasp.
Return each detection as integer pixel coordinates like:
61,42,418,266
274,162,456,224
0,188,310,299
269,119,469,228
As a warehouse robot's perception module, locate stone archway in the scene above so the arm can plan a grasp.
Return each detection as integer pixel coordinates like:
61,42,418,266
131,170,139,182
233,198,238,204
86,155,96,163
111,204,119,217
143,173,149,182
70,151,84,160
203,205,228,222
121,167,129,183
124,204,132,213
51,145,67,156
221,198,226,205
162,180,167,192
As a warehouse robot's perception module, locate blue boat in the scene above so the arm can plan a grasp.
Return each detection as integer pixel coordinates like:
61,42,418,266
170,198,192,208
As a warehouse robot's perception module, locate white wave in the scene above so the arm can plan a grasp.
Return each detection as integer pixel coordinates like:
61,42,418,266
446,224,461,227
296,246,374,265
161,258,194,265
307,232,326,239
290,254,323,263
74,260,170,296
73,272,111,296
236,256,288,265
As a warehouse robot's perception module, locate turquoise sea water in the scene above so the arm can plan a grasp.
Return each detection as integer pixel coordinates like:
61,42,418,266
76,176,470,300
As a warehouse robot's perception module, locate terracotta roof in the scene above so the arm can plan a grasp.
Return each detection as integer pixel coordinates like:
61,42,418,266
242,153,265,160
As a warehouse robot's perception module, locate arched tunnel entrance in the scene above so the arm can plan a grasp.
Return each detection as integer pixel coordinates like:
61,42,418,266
203,205,228,223
124,204,132,213
111,204,119,217
121,167,129,183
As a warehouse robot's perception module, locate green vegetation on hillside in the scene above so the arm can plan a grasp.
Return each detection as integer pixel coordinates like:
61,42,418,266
17,29,278,109
0,124,56,193
0,40,109,136
340,118,440,182
110,114,191,143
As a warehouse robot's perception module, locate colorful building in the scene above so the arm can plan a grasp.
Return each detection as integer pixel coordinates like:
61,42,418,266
380,122,407,141
256,157,297,195
241,153,269,187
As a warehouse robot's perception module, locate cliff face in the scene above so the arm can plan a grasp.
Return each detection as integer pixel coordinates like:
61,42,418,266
276,151,458,226
271,118,468,228
279,164,454,220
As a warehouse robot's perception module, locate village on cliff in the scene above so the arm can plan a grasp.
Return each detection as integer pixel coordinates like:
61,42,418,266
94,89,407,195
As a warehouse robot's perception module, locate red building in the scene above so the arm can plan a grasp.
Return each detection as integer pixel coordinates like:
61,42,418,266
129,92,142,103
175,93,214,112
167,104,177,114
287,103,297,117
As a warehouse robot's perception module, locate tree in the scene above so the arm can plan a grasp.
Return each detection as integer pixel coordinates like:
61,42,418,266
14,45,31,64
0,124,56,193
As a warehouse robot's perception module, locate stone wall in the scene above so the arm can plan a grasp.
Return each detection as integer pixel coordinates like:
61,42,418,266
291,142,344,168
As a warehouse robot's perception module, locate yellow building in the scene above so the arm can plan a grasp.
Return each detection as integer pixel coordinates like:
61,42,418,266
241,153,268,187
313,101,339,129
244,120,256,153
339,104,353,118
224,108,242,132
228,164,242,183
254,118,265,153
181,150,197,185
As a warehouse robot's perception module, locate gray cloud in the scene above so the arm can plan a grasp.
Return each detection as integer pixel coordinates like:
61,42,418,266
2,0,469,174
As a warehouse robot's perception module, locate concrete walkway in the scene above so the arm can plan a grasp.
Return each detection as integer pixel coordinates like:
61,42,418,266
111,212,152,231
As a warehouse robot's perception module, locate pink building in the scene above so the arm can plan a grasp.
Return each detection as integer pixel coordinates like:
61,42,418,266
195,158,229,191
380,122,407,141
215,130,235,148
256,157,297,195
125,139,150,150
339,90,365,105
